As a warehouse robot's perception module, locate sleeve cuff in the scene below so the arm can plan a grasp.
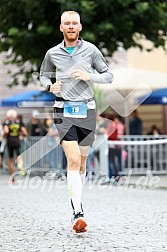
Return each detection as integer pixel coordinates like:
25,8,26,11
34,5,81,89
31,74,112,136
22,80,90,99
46,85,51,92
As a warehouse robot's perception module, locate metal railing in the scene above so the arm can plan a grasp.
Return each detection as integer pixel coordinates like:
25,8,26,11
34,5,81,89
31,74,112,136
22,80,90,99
23,136,64,173
2,136,64,174
108,135,167,174
2,135,167,175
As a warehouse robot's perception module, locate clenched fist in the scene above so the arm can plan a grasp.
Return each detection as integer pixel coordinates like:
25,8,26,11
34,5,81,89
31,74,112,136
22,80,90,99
50,81,62,94
71,70,90,81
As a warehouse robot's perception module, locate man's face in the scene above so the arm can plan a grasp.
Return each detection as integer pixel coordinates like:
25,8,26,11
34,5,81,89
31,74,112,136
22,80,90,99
7,115,16,121
60,14,82,42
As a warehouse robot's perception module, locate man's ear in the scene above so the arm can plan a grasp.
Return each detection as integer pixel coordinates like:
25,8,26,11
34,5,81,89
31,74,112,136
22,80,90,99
79,24,82,31
60,24,63,32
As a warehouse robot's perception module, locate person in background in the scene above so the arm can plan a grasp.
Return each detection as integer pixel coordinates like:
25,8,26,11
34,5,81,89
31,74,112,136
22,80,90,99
94,113,110,166
96,112,109,134
106,114,119,183
43,117,59,173
3,109,28,183
43,117,67,178
97,113,117,184
129,110,142,135
147,125,161,136
17,114,24,125
100,114,125,184
0,122,4,168
17,114,27,151
114,115,125,173
27,110,43,136
43,117,58,136
147,124,161,168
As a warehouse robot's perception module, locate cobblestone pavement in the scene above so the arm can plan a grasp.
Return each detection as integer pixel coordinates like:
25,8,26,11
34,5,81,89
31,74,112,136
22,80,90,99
0,175,167,252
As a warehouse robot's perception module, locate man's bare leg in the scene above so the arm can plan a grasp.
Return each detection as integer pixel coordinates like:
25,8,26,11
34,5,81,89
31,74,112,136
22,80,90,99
79,146,90,185
17,155,26,176
9,158,15,176
61,141,88,232
8,158,15,183
62,140,81,171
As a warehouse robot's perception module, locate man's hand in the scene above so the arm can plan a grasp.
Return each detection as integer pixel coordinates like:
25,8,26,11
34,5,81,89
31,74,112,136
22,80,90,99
50,81,62,94
71,70,90,81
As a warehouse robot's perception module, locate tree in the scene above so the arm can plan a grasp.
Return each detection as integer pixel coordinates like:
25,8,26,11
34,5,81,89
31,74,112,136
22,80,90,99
0,0,167,86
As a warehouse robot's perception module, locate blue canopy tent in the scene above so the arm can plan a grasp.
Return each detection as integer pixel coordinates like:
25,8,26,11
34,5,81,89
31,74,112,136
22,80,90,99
136,88,167,134
0,90,56,107
136,88,167,105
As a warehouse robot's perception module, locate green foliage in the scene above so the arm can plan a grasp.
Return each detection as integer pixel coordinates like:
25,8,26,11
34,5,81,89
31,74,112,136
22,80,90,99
93,85,106,113
0,0,167,86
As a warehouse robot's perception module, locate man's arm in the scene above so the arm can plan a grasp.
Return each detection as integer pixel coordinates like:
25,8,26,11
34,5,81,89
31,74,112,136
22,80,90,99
40,51,55,90
72,46,113,84
20,126,28,137
3,124,9,136
90,46,113,84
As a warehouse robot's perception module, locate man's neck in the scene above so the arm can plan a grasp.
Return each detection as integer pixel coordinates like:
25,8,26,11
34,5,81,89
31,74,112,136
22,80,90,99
64,39,78,47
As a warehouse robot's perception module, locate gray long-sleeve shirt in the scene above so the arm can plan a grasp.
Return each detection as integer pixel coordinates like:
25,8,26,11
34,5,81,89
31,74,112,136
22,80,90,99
40,38,113,109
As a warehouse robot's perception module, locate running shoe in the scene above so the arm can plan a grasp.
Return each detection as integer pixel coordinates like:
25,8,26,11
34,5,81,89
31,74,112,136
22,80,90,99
70,200,84,215
71,212,87,233
17,163,26,176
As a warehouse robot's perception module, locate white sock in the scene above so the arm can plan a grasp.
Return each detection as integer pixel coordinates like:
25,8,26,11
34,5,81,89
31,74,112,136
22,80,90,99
80,170,86,186
67,170,82,213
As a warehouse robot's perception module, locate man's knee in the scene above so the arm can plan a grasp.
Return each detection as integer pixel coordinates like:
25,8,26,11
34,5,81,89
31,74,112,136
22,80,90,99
68,155,81,170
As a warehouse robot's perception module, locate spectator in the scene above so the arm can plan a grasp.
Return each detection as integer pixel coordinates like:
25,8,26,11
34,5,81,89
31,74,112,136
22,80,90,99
3,109,28,183
0,122,4,168
17,114,24,124
43,117,57,162
94,113,110,170
42,117,64,175
129,110,142,135
147,125,161,136
97,113,117,184
43,117,58,137
96,113,109,135
114,115,125,173
106,115,119,182
101,114,125,184
27,110,43,136
17,114,27,142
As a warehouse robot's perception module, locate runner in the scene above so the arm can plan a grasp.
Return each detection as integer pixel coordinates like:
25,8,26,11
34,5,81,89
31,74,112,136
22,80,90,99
3,110,28,183
40,11,113,233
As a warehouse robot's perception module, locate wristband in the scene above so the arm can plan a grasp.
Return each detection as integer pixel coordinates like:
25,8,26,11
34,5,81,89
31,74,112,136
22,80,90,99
46,85,51,92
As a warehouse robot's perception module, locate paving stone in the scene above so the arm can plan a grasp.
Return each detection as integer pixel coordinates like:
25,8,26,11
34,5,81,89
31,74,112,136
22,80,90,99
0,175,167,252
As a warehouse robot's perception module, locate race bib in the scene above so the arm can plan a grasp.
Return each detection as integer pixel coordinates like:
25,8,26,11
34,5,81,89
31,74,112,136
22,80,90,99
63,101,87,118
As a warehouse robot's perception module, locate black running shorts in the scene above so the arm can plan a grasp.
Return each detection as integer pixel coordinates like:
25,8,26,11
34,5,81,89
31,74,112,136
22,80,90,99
7,145,20,158
53,108,96,146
